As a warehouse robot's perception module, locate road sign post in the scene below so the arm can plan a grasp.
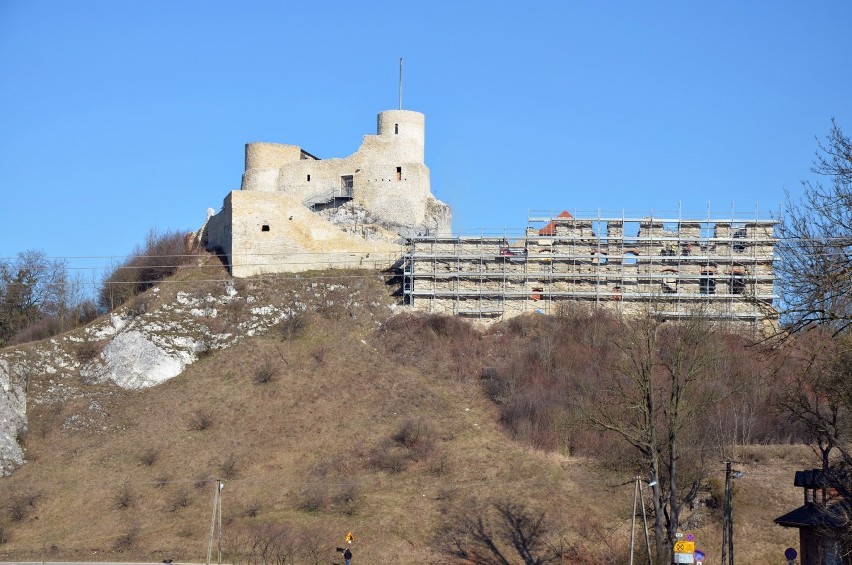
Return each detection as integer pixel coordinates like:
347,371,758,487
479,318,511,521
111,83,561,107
674,536,697,564
785,547,797,565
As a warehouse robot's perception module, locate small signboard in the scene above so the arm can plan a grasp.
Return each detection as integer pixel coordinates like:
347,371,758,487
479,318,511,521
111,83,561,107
674,553,695,564
694,549,705,562
674,541,696,554
785,547,797,564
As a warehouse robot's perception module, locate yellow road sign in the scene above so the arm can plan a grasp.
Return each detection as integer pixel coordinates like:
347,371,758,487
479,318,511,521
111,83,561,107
345,531,354,543
674,540,695,554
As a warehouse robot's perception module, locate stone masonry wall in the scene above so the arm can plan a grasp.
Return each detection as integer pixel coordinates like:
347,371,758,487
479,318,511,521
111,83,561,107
205,109,450,277
403,215,778,332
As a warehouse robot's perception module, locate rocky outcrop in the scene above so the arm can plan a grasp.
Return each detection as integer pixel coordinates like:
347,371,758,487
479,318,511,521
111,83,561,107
0,357,27,475
0,274,396,475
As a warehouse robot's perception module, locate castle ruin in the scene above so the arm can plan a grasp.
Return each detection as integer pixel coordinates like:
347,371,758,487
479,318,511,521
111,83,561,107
204,109,451,277
204,108,777,331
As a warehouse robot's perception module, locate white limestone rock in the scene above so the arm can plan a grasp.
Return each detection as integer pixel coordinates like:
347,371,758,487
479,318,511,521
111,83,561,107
82,330,192,390
0,358,27,475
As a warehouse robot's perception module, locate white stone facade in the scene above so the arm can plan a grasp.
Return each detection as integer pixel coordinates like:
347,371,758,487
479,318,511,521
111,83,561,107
205,109,451,277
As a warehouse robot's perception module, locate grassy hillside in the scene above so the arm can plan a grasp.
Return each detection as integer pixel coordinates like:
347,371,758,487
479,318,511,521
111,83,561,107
0,262,812,563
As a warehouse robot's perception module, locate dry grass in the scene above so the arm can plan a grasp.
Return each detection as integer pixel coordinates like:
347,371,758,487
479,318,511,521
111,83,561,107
0,269,818,563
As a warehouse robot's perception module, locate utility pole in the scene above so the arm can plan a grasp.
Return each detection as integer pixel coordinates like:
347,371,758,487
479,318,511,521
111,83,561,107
629,477,654,565
721,462,739,565
206,479,224,565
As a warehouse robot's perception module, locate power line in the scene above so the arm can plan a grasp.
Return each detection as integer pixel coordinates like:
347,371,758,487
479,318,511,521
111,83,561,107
0,472,585,492
1,234,850,263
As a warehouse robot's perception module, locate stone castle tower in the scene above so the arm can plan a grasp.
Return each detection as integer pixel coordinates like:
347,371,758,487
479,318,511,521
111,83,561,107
203,109,451,277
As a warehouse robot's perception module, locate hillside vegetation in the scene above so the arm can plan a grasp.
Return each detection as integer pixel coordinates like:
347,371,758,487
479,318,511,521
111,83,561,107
0,259,814,563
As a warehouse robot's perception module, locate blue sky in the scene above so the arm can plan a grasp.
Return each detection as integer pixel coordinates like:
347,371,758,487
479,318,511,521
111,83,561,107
1,1,850,277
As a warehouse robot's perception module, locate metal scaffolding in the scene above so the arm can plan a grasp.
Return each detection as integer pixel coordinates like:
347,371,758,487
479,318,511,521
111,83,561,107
402,209,778,332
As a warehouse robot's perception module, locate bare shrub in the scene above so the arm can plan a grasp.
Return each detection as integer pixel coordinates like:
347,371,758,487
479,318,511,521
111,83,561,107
1,251,101,345
253,359,278,385
241,500,262,518
336,483,359,516
114,484,134,510
6,492,39,522
112,525,139,551
368,443,409,473
393,418,435,459
153,474,169,488
15,425,27,447
297,526,331,564
310,345,326,364
297,483,328,512
278,310,308,341
167,489,190,512
482,310,625,453
187,409,214,431
194,472,212,490
232,278,247,294
226,523,300,565
378,313,483,381
11,316,62,345
220,293,247,320
138,447,159,467
99,228,199,311
428,450,450,477
176,523,196,538
219,455,238,479
705,476,740,511
123,293,154,318
75,339,102,364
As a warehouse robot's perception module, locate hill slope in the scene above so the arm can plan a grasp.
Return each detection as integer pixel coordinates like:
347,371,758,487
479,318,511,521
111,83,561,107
0,261,808,563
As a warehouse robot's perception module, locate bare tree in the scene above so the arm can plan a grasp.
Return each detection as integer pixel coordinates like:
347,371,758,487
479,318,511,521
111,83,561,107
439,499,566,564
781,331,852,469
777,119,852,334
775,120,852,554
582,309,724,563
0,250,67,346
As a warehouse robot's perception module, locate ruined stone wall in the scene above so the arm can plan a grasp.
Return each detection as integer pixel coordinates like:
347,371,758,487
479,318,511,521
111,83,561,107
403,215,777,332
211,191,401,278
238,109,447,234
205,109,450,277
205,194,233,259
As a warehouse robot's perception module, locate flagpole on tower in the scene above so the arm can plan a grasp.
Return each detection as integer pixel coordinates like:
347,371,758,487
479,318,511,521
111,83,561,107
399,57,403,110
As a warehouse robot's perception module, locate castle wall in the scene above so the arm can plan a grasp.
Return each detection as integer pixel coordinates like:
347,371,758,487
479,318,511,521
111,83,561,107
210,191,402,278
245,142,303,170
205,108,451,278
403,214,778,333
205,194,233,259
237,109,448,234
